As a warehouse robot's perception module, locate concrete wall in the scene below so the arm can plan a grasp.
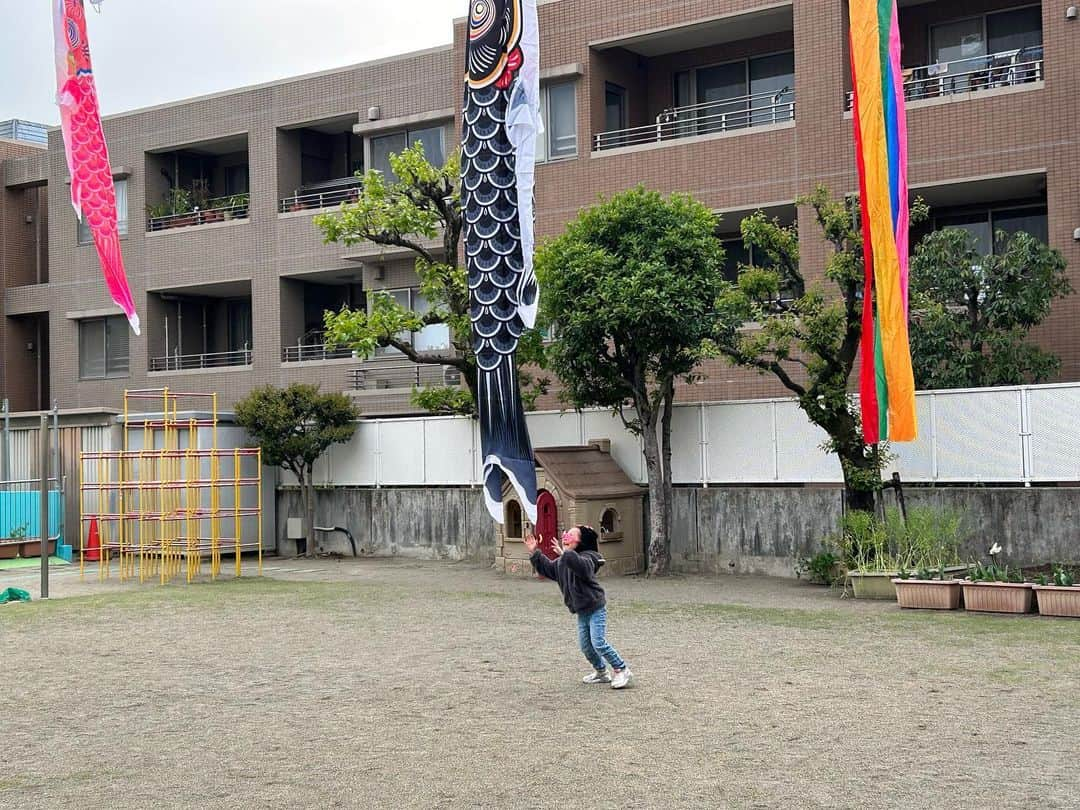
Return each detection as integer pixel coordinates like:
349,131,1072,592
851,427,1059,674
281,483,1080,576
276,486,499,563
670,486,1080,577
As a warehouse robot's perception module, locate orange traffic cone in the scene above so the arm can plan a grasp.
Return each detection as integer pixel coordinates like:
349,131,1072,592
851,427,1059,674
85,518,101,562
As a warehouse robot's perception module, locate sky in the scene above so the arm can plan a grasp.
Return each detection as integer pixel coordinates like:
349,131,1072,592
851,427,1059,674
0,0,459,125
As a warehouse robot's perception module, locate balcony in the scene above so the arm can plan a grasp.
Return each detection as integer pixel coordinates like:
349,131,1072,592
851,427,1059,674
589,5,795,156
279,274,365,363
149,348,253,372
348,362,461,391
277,117,364,215
845,47,1043,111
283,339,355,363
148,193,250,232
279,177,361,214
144,135,250,234
595,88,794,151
147,281,253,374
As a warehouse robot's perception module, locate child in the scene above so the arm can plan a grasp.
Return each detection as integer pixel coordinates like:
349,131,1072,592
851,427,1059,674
524,525,634,689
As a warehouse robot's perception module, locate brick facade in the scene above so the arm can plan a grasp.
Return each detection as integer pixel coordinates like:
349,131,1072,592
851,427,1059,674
2,0,1078,414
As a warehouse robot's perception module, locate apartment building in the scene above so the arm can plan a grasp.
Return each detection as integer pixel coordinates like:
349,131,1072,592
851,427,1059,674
1,0,1077,416
1,133,49,412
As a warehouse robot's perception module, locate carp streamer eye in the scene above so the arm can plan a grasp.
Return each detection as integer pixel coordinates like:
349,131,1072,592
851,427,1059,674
470,0,496,40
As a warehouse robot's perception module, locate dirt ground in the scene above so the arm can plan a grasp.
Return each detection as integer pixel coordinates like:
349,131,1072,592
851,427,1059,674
2,558,1078,809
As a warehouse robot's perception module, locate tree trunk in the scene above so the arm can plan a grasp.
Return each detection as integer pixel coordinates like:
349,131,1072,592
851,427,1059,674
642,418,670,576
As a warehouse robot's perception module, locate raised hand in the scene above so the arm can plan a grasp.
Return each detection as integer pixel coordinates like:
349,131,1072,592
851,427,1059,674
524,532,538,553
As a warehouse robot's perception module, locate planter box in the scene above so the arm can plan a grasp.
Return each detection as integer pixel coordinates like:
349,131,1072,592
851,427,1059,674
961,582,1034,614
892,579,963,610
1033,585,1080,618
849,571,899,600
0,542,18,560
18,540,56,559
849,566,968,600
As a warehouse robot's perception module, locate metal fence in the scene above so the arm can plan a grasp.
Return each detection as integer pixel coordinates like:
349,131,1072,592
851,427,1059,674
594,87,794,151
286,382,1080,488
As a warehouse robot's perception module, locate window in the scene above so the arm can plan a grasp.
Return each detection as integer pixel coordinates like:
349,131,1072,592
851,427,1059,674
675,52,794,135
930,7,1043,70
505,501,523,539
600,508,620,538
79,315,129,379
370,126,446,181
720,225,798,302
225,165,250,196
604,83,628,146
78,179,127,245
934,204,1048,256
226,299,253,353
371,288,450,356
412,291,451,353
537,81,577,162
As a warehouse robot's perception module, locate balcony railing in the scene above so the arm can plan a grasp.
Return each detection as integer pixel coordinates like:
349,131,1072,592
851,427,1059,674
594,88,794,152
845,47,1044,110
283,343,356,363
279,177,362,213
149,348,252,372
147,194,250,233
348,362,462,391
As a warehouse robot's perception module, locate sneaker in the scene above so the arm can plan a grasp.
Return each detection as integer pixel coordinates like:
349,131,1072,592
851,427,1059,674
611,668,633,689
582,670,611,684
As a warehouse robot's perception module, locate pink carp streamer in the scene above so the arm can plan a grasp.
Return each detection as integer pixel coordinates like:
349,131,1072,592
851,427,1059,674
54,0,140,334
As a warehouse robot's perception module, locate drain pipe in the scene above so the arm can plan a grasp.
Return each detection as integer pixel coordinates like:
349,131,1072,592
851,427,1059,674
314,526,358,557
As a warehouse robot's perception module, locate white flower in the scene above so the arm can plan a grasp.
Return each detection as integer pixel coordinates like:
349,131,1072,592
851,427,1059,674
989,543,1003,556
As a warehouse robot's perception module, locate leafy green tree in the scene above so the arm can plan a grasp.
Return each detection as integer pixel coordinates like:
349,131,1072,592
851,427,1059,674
316,143,547,415
234,384,358,555
715,187,928,512
536,187,727,575
909,228,1071,389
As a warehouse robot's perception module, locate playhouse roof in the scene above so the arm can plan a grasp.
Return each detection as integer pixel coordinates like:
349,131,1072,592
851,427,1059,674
533,446,643,500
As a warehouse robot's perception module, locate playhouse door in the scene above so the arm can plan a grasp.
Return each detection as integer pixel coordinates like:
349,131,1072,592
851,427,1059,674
535,490,559,560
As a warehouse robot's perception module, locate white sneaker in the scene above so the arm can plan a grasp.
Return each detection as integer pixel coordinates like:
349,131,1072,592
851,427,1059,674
582,670,611,684
611,668,633,689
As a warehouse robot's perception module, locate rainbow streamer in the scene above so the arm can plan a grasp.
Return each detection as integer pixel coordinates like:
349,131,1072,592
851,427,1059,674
849,0,915,443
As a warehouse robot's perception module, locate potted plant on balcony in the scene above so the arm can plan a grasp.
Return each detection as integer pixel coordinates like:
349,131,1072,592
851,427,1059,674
893,563,964,610
961,545,1035,615
222,195,247,220
1033,565,1080,618
147,187,195,229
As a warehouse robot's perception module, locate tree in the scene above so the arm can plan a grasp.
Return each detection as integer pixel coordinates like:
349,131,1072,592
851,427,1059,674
715,187,928,512
909,228,1071,389
316,143,547,416
234,384,359,555
535,187,728,575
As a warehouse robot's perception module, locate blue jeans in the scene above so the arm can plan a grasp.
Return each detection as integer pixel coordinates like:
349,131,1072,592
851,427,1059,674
576,606,626,671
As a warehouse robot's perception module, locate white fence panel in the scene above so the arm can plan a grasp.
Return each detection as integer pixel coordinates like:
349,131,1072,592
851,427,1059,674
525,411,583,447
330,422,379,486
704,401,776,483
423,417,477,485
774,401,840,482
581,410,646,483
669,406,703,484
376,420,429,485
890,394,936,481
933,389,1024,481
1026,386,1080,481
